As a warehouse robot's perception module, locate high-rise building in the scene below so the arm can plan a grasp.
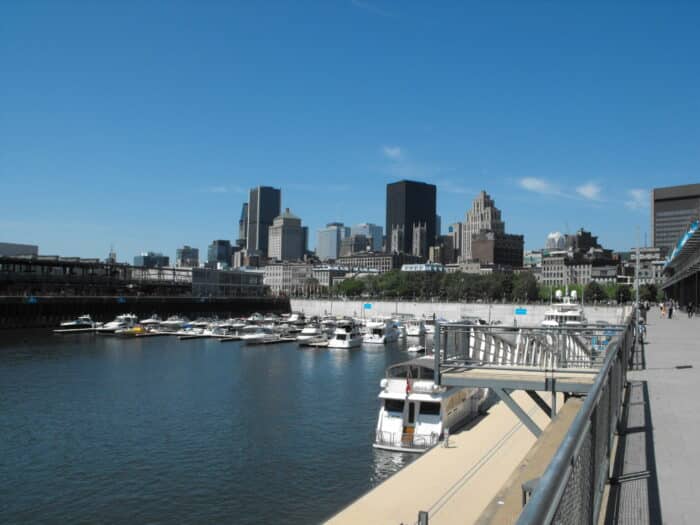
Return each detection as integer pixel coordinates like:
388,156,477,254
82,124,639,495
134,252,169,268
350,223,383,252
412,222,428,258
449,223,463,255
435,214,441,241
207,240,233,269
545,232,566,251
462,191,505,261
339,234,369,257
386,180,436,255
176,245,199,268
237,202,248,248
246,186,281,255
268,208,304,261
316,222,350,260
652,184,700,256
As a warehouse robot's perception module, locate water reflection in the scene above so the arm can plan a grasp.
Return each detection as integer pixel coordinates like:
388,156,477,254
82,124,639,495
371,448,417,485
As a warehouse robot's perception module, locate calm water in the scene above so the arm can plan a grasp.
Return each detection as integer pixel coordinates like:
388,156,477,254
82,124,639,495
0,331,421,524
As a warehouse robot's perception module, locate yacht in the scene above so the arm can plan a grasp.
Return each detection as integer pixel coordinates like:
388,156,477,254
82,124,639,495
160,316,189,331
327,320,363,349
393,320,407,339
97,314,139,333
239,325,279,344
423,318,436,335
59,315,98,329
296,324,324,342
405,318,426,337
407,344,426,354
139,314,162,327
374,357,484,453
542,291,587,328
363,319,399,345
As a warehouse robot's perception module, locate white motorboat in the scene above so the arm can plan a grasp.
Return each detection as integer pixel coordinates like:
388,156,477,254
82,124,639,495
374,357,484,453
139,314,162,327
405,319,426,337
297,324,323,342
363,319,399,345
97,314,139,333
327,320,363,349
423,318,436,335
239,325,279,344
59,315,98,329
407,344,425,354
394,320,407,339
160,316,189,331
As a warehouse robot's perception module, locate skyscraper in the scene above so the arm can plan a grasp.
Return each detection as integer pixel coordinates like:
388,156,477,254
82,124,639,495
246,186,281,255
176,245,199,268
462,191,505,260
316,222,350,260
268,208,304,261
350,223,383,252
385,180,436,255
237,202,248,248
652,184,700,256
207,240,233,268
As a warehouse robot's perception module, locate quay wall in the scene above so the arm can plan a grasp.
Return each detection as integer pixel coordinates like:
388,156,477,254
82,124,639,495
291,299,630,325
0,296,291,329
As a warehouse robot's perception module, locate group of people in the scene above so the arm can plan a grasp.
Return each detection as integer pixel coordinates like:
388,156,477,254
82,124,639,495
658,299,695,318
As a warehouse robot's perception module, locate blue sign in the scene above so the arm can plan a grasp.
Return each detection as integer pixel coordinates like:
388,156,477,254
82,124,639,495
26,296,37,304
117,297,126,304
515,308,528,315
363,303,372,310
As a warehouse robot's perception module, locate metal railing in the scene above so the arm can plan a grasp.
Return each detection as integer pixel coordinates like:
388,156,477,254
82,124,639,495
435,323,625,372
374,430,439,451
514,315,635,524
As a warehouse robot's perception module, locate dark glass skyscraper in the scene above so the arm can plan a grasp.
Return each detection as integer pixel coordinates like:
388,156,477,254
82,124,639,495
246,186,281,255
385,180,436,255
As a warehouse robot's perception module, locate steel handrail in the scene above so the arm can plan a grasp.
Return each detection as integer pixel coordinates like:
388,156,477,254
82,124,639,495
515,314,634,524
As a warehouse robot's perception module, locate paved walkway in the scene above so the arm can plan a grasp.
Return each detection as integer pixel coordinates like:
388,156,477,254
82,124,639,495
605,309,700,525
326,391,555,525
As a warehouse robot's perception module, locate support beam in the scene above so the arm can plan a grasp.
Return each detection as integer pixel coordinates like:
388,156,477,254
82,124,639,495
525,390,552,418
493,388,542,438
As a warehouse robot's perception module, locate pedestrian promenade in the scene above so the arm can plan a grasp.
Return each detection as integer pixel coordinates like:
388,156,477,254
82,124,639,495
604,309,699,525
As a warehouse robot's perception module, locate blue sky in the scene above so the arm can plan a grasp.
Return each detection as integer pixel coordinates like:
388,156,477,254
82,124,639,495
2,1,699,261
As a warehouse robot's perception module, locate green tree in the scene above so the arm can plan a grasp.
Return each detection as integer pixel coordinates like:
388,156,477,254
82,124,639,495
584,281,606,302
512,272,539,302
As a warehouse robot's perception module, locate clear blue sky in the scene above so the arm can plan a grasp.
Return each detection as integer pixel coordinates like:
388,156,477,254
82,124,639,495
2,1,699,261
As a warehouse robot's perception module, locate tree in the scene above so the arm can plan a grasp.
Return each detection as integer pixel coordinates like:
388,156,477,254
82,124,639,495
512,272,539,302
584,281,605,302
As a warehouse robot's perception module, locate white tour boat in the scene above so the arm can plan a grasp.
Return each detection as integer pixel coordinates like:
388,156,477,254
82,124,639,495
363,318,399,345
542,290,587,328
327,320,363,349
374,357,484,453
296,324,323,342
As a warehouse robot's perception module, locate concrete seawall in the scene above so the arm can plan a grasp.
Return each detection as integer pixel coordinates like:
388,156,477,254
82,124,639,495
291,299,630,325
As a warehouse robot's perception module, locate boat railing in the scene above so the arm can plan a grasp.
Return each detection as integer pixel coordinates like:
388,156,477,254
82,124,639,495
375,430,439,451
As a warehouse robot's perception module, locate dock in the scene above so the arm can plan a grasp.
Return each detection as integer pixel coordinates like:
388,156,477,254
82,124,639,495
327,390,560,525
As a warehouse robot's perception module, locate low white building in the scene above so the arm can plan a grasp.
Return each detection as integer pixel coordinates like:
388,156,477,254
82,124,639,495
263,262,313,295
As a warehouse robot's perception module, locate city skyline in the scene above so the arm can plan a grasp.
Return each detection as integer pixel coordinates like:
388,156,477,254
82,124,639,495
3,2,699,260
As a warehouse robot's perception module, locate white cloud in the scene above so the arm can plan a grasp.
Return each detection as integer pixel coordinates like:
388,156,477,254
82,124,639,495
519,177,559,195
625,188,649,210
382,146,402,160
575,182,602,201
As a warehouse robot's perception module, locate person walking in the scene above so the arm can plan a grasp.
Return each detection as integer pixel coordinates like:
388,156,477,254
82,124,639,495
688,302,695,319
668,301,674,319
661,303,666,318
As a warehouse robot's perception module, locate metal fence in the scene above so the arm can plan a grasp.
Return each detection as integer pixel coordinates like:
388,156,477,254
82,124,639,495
514,315,635,524
374,430,439,451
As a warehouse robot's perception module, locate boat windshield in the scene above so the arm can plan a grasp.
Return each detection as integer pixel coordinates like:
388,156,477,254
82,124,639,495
387,365,433,379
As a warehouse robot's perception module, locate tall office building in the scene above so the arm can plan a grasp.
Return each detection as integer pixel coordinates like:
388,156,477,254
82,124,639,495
237,202,248,248
435,214,441,241
134,252,169,268
207,240,233,268
462,191,505,260
385,180,436,255
350,223,383,252
246,186,281,255
316,222,350,260
176,245,199,268
652,184,700,256
449,223,463,256
268,209,304,261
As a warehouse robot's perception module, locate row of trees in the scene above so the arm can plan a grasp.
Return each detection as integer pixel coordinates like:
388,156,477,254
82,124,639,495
330,270,662,303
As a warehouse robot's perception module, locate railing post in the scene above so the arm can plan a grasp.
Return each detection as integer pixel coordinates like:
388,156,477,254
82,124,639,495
433,321,441,385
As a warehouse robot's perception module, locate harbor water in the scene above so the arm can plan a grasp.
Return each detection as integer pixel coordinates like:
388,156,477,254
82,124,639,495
0,331,421,524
